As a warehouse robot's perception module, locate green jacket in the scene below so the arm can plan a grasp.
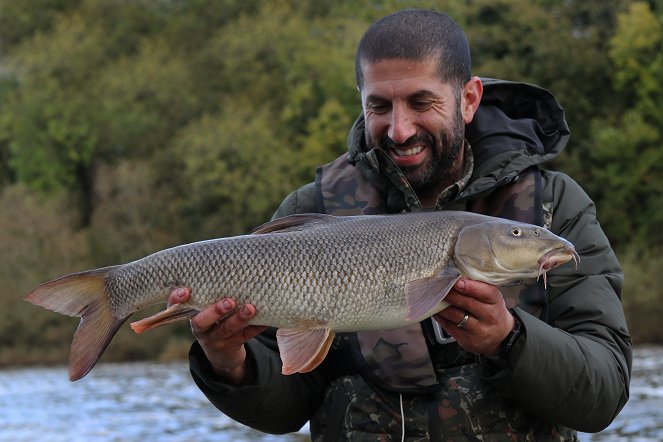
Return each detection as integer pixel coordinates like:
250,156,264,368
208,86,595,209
189,79,632,441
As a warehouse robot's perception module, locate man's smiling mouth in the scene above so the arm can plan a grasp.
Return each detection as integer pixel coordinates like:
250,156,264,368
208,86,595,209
393,145,424,157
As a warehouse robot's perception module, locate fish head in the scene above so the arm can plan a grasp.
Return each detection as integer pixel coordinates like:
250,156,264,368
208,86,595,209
454,220,578,285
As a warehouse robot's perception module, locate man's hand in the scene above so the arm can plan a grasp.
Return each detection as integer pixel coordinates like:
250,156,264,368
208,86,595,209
167,288,267,384
433,278,515,356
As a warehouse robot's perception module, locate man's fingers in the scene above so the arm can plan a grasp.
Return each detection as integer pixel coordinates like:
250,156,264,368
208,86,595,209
453,278,501,303
191,301,260,346
166,287,190,307
212,304,258,338
191,298,239,332
435,306,471,326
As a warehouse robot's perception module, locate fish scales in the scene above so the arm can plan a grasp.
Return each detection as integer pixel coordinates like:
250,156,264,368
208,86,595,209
105,213,462,331
24,210,578,380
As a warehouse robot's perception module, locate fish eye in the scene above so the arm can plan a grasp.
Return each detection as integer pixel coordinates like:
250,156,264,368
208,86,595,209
511,227,523,237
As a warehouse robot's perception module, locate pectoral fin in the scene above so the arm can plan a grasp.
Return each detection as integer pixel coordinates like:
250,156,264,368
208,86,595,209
276,327,335,375
130,304,200,333
405,266,461,321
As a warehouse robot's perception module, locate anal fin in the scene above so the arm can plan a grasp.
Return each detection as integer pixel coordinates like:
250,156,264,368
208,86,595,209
130,304,200,333
276,327,335,375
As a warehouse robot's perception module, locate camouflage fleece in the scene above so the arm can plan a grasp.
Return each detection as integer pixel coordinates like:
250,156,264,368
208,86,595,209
309,141,570,440
188,79,631,440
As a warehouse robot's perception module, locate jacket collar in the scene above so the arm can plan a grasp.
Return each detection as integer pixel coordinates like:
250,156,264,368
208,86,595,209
346,78,569,204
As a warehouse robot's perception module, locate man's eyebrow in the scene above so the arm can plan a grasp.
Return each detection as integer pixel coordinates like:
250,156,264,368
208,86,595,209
365,94,389,103
365,90,441,103
409,90,440,100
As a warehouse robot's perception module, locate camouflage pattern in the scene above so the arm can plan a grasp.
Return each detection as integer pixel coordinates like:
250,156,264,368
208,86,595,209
317,148,476,393
353,323,439,392
312,148,576,440
311,373,578,441
320,142,475,216
317,146,548,388
467,168,548,319
316,153,388,216
322,156,550,318
184,78,627,440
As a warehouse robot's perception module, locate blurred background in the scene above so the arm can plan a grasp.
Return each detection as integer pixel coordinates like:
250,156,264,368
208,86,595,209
0,0,661,440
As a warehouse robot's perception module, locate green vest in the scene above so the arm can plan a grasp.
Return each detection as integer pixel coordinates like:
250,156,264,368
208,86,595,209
311,154,578,442
316,153,547,393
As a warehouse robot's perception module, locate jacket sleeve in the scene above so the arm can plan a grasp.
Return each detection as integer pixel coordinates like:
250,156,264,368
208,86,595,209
189,330,330,434
189,181,325,434
482,171,632,432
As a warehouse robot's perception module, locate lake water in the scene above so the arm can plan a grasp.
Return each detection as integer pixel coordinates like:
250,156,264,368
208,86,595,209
1,346,660,441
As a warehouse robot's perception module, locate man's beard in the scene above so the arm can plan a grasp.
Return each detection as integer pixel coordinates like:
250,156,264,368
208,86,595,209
367,107,465,193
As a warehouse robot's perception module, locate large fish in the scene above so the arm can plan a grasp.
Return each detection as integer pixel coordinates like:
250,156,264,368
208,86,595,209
25,211,578,381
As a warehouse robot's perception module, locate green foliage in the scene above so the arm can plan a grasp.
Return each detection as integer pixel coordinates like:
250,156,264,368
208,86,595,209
168,107,295,237
610,2,663,93
198,2,361,134
2,11,103,192
92,37,201,156
0,0,661,367
87,159,183,265
621,247,663,344
0,1,174,223
0,185,88,365
456,0,624,169
0,0,80,50
586,2,663,249
296,99,356,179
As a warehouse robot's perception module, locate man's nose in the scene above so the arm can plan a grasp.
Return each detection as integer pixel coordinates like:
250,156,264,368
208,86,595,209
387,106,417,144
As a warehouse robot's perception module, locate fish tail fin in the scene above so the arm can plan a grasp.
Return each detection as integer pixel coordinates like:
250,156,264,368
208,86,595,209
24,266,126,381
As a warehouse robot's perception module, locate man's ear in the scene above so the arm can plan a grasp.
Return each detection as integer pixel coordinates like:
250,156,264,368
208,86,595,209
461,77,483,124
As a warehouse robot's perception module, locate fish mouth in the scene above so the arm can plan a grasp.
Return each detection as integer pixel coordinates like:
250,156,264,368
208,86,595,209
537,246,580,287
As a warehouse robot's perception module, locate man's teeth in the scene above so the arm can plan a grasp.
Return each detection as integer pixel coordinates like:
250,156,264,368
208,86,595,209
394,145,424,157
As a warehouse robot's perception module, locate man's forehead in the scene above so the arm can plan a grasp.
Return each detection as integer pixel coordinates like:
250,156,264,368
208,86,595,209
360,57,439,79
360,58,452,98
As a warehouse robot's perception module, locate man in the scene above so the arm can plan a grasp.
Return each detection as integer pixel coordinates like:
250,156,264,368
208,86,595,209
168,9,631,441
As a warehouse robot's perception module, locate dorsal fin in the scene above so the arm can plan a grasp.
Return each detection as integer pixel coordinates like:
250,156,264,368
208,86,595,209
250,213,342,235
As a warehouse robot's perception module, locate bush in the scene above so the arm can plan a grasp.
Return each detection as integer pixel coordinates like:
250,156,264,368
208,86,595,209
0,185,89,367
620,247,663,345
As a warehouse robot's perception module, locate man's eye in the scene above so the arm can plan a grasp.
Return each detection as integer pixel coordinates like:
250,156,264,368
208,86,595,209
411,101,432,111
367,103,390,113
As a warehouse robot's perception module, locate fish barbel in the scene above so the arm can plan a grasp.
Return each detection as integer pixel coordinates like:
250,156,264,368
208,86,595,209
24,211,578,381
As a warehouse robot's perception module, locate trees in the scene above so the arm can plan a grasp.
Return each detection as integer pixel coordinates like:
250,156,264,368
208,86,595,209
1,1,176,224
1,1,661,361
4,0,654,247
0,0,363,235
587,1,663,249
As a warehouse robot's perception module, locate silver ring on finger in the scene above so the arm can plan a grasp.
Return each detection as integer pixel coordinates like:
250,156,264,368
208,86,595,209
456,313,470,329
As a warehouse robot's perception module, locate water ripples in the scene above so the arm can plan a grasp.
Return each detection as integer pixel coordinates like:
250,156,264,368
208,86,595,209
1,347,660,441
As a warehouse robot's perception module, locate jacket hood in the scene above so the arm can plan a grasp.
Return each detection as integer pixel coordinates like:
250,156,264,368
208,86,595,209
346,78,570,200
